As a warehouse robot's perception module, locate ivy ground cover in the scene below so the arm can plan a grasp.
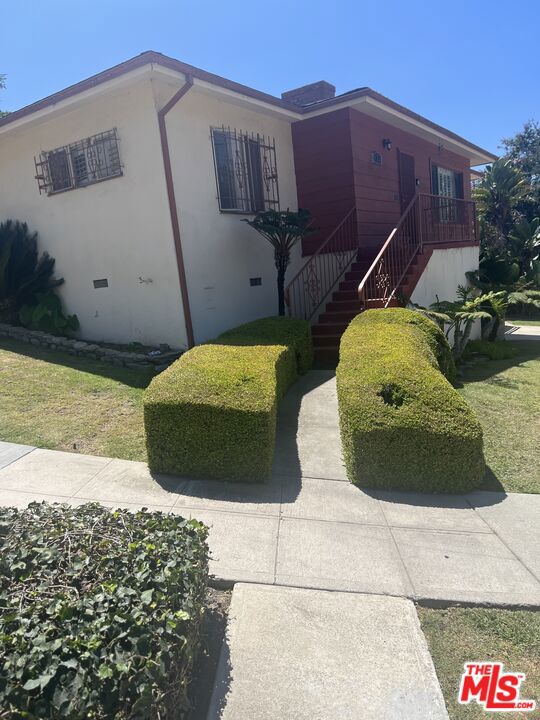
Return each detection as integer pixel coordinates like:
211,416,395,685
0,502,209,719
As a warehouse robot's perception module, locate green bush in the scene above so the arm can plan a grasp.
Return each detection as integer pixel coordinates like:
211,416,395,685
0,502,208,720
19,289,79,335
336,308,484,493
354,306,456,382
144,317,312,481
218,315,314,375
464,339,519,360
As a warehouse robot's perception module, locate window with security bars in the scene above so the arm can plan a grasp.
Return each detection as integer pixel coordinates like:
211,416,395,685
211,127,280,213
34,129,122,195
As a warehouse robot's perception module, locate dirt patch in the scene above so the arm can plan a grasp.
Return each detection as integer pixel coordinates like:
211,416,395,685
188,587,231,719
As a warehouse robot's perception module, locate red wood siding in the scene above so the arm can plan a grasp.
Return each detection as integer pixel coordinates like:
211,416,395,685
291,109,355,255
292,107,471,255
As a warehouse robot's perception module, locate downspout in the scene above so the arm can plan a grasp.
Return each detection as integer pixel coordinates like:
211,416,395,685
157,73,195,347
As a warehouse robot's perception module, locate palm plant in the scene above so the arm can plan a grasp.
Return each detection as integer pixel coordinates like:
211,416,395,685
430,285,493,358
244,209,313,315
0,220,62,322
473,159,530,250
466,269,540,333
508,217,540,278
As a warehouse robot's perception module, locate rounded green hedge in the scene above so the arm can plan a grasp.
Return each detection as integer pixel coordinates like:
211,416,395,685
350,307,456,382
336,308,484,493
144,317,312,481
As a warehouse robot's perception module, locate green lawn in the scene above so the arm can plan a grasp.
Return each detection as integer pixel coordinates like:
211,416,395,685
419,607,540,720
458,340,540,493
0,338,153,461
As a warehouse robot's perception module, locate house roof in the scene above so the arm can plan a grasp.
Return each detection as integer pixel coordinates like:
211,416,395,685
0,51,496,163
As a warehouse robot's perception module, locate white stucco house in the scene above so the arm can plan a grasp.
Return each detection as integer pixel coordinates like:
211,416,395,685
0,52,495,353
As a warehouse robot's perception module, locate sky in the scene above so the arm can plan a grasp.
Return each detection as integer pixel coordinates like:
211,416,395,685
1,0,538,157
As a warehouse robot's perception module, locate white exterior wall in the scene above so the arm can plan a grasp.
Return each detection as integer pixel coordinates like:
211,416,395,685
410,246,479,306
0,74,302,348
0,79,187,348
410,245,481,340
160,82,300,344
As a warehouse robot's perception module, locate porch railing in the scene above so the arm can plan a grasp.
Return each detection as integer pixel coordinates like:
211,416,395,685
358,194,476,309
419,193,477,245
285,207,357,320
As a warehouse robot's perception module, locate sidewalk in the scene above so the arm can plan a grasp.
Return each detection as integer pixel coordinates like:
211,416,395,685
505,321,540,340
207,584,449,720
1,370,539,607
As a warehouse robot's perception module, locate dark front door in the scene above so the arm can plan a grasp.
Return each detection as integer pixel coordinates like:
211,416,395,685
398,151,416,213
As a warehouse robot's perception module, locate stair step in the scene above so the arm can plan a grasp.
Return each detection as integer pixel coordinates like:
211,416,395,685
399,283,413,297
319,310,359,324
331,289,358,302
313,334,342,347
349,261,373,273
313,346,340,366
362,297,401,309
312,323,350,336
344,270,365,282
338,280,360,292
326,299,364,312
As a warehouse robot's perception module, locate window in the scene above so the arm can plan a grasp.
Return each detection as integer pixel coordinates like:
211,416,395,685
211,127,279,212
35,128,122,195
431,164,464,223
431,164,464,199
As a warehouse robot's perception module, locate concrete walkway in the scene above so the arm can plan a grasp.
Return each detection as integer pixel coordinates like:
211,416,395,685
207,584,449,720
505,321,540,340
1,370,539,607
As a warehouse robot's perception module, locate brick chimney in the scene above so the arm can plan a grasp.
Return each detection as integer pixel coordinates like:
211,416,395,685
281,81,336,107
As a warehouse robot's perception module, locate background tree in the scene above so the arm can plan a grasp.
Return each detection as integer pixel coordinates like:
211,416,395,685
244,209,313,315
501,120,540,216
0,74,7,118
473,158,529,251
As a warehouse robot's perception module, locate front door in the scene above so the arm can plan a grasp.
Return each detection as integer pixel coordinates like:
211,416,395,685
398,151,416,213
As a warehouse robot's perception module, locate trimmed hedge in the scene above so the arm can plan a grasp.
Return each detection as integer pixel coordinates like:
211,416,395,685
0,502,209,720
144,317,312,481
218,315,314,375
353,307,456,382
336,308,484,493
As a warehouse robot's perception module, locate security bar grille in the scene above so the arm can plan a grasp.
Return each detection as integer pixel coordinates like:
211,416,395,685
35,128,122,195
211,126,280,213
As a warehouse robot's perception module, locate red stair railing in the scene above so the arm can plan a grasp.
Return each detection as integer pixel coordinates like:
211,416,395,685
358,194,477,309
285,207,357,320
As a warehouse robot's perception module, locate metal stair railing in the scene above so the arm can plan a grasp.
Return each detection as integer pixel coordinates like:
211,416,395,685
285,207,357,320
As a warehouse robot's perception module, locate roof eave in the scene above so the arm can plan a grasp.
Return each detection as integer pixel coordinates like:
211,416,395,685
300,88,497,165
0,51,497,164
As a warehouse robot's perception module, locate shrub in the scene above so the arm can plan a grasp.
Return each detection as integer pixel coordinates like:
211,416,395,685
0,220,62,322
19,289,79,335
336,308,484,493
464,339,519,360
0,502,209,720
144,317,312,481
355,306,456,382
218,315,314,374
